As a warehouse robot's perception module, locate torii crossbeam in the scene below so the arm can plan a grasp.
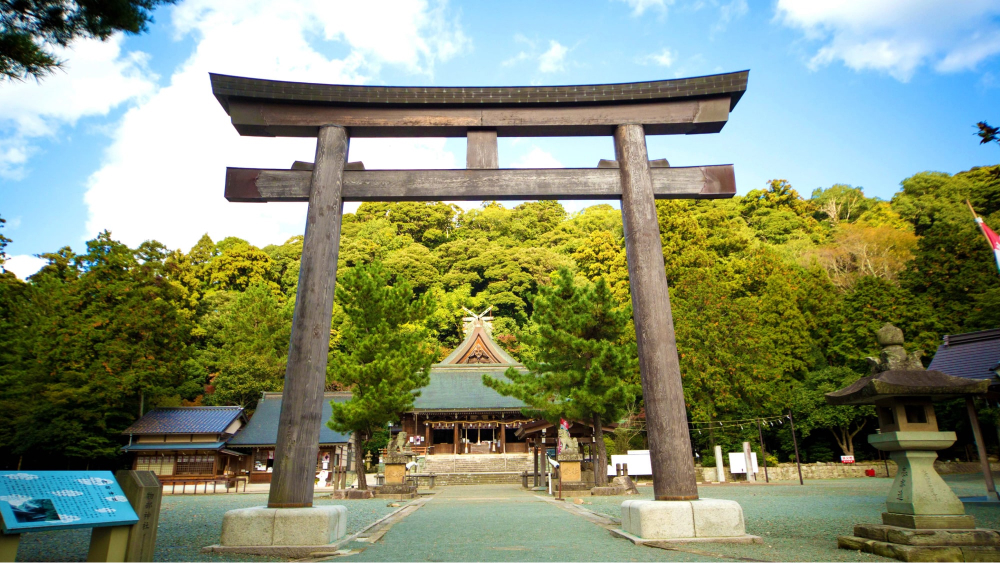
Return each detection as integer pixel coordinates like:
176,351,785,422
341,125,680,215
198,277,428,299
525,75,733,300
211,71,749,508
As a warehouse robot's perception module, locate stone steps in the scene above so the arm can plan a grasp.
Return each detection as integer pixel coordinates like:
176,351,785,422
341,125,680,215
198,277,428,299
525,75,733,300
431,472,524,486
423,454,532,474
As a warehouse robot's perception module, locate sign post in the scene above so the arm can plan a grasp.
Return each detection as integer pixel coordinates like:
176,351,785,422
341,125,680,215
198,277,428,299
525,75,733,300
0,471,140,562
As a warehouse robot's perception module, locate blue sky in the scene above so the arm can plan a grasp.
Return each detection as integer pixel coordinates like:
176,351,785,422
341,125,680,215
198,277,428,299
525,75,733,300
2,0,999,278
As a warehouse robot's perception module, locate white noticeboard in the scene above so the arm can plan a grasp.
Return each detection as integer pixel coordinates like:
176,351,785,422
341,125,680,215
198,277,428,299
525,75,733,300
728,452,759,474
607,453,653,476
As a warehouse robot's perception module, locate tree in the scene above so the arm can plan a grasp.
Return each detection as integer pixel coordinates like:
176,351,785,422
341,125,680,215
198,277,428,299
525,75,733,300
203,283,292,410
326,262,437,489
1,0,176,81
793,367,874,456
5,232,194,465
483,268,640,486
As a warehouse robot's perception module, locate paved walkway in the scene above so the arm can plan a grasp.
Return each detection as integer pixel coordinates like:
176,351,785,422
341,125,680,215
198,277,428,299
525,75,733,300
338,485,724,562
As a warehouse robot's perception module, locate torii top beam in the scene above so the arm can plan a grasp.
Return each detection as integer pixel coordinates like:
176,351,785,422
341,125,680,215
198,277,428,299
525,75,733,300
210,71,748,138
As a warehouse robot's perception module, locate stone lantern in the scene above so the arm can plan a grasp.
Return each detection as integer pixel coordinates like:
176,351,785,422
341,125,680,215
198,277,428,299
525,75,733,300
826,324,998,561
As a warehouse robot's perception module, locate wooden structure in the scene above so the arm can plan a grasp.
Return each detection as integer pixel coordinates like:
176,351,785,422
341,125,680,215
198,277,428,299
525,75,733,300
211,70,748,506
400,308,534,455
227,392,352,487
121,407,246,481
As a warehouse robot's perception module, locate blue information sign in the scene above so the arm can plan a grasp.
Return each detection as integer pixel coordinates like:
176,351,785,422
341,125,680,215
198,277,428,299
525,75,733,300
0,471,139,534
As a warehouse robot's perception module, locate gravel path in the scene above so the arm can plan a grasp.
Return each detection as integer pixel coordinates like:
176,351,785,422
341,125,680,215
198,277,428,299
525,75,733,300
13,493,403,562
12,473,1000,561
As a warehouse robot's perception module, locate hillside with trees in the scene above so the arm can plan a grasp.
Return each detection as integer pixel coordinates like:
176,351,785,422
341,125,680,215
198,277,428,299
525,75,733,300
1,164,999,470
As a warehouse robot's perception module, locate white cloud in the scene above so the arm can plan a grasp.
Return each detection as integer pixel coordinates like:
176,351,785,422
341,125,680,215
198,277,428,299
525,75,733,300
0,37,156,179
3,255,47,280
538,41,569,73
82,0,469,253
639,48,675,67
713,0,748,34
615,0,674,16
777,0,1000,81
511,147,563,169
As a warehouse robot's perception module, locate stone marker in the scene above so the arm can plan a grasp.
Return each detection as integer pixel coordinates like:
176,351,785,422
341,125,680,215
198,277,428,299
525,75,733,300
714,445,726,483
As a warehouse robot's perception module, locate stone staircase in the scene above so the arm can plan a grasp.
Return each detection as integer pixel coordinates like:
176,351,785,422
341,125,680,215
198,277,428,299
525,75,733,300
421,454,534,485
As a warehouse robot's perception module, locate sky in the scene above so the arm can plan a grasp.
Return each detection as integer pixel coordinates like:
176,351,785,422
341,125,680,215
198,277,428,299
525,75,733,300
2,0,1000,279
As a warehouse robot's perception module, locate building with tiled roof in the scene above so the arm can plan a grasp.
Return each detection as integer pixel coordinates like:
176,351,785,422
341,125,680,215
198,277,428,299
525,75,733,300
928,328,1000,384
121,406,246,477
227,392,353,484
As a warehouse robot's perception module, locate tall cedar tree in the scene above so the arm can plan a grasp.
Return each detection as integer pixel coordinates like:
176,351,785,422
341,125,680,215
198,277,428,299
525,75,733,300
326,262,437,489
484,268,640,486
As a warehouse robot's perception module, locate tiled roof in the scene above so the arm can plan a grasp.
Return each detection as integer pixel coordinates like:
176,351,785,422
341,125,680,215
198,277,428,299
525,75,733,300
121,442,226,452
228,393,352,447
928,328,1000,381
210,71,749,112
122,407,243,435
413,367,527,411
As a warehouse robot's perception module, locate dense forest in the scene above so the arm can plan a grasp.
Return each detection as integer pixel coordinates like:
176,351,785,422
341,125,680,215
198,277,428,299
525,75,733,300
2,164,999,470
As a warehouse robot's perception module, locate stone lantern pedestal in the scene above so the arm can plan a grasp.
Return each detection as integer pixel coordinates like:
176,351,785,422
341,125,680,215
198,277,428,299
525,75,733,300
376,453,417,500
827,324,999,561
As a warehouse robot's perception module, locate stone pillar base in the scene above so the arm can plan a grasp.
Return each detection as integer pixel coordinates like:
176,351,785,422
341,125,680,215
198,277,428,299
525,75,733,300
219,505,346,547
839,523,1000,562
374,483,417,500
621,499,756,541
882,512,976,530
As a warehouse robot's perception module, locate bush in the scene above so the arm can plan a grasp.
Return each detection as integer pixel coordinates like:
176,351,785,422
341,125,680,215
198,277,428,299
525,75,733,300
701,455,716,467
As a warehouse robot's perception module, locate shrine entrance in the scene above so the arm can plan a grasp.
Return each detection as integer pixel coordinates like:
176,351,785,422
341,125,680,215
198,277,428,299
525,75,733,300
210,70,749,508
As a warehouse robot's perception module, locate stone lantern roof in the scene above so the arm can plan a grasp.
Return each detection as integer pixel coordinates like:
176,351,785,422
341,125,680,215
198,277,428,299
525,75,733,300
825,323,989,405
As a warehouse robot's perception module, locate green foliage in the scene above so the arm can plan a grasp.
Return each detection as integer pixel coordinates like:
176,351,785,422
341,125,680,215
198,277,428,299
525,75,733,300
792,367,874,456
202,284,292,410
326,261,438,442
1,0,176,81
0,231,194,465
484,269,640,484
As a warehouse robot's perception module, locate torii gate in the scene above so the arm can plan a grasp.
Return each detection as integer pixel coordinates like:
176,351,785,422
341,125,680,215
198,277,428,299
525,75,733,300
211,71,748,508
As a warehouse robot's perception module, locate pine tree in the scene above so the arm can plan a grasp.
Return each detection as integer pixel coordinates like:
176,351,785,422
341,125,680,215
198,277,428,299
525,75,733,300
484,268,640,486
326,261,437,489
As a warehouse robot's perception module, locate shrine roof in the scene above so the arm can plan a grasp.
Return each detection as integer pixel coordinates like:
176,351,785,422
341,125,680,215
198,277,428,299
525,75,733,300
228,392,352,447
413,368,527,412
122,406,244,435
928,328,1000,381
210,71,748,112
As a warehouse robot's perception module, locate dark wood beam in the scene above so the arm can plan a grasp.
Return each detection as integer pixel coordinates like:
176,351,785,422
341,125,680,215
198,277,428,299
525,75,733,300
467,130,498,169
226,97,730,138
616,123,699,501
224,165,735,202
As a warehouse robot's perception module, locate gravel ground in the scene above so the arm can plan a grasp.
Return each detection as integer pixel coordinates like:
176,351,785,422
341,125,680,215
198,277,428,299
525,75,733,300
11,474,1000,561
579,473,1000,562
13,493,405,562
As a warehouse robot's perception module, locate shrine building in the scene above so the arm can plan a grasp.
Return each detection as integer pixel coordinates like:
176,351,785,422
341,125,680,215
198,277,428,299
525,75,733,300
400,309,533,456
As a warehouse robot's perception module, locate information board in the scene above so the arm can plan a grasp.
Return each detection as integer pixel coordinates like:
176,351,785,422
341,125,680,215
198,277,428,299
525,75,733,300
0,471,139,534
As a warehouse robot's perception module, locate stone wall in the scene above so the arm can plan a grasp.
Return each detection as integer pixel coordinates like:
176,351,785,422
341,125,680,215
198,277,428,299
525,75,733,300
694,460,1000,482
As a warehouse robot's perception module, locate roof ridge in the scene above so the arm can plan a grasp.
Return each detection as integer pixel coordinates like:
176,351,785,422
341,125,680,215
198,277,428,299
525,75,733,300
944,328,1000,346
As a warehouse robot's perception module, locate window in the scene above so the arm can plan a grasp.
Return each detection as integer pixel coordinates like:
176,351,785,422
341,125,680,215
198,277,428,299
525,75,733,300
136,454,174,475
175,454,214,475
904,405,928,424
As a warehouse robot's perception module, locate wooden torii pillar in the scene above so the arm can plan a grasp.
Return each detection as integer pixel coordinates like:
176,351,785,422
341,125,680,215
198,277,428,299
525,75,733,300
211,71,749,506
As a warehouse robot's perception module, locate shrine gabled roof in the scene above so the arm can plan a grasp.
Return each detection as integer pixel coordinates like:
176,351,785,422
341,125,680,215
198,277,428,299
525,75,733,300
209,71,749,113
122,407,244,435
412,367,527,412
928,328,1000,382
228,392,352,447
